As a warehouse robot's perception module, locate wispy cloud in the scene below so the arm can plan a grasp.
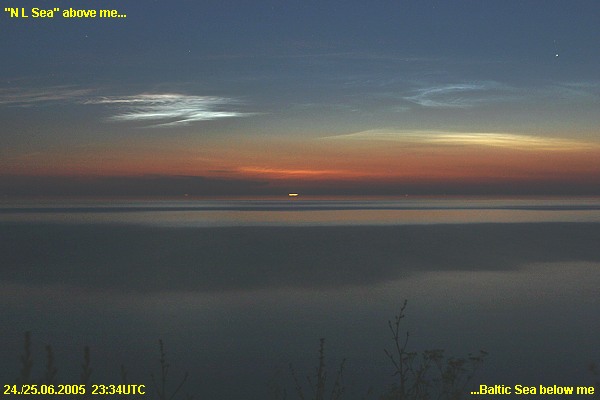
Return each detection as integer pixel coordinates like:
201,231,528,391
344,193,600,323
0,86,94,106
322,129,598,151
86,94,253,127
546,81,600,100
0,87,253,127
403,81,510,108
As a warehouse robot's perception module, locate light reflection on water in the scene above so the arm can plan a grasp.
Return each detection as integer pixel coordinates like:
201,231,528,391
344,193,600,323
2,197,600,226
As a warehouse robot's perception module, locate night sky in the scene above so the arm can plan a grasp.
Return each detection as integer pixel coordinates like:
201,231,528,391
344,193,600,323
2,0,600,196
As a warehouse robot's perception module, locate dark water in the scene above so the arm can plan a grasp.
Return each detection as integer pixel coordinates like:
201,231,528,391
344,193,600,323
1,198,599,399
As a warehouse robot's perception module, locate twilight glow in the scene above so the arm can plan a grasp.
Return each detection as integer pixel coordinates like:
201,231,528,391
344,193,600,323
1,1,600,196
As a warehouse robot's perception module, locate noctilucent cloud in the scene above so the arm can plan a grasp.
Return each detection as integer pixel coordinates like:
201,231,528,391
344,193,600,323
2,1,600,196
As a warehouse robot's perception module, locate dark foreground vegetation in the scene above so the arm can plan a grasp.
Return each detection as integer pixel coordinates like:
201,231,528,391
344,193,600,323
19,300,600,400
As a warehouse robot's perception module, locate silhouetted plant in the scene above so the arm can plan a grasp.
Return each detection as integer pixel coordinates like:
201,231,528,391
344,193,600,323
150,339,192,400
268,366,289,400
117,364,129,400
381,300,486,400
289,338,346,400
16,331,33,385
80,345,93,385
589,362,599,390
12,334,193,400
15,332,90,391
76,345,93,400
44,344,58,385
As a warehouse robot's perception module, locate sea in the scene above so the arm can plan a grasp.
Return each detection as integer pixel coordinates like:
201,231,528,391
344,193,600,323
1,196,599,399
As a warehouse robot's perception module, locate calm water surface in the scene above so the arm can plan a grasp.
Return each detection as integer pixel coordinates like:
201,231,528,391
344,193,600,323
3,197,600,225
1,197,599,399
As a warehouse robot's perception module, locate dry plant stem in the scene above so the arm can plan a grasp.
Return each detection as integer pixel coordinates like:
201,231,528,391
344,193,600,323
17,331,33,385
77,345,93,400
290,361,306,399
44,344,58,385
118,364,128,400
384,299,410,399
290,338,345,400
150,339,190,400
382,300,487,400
589,363,599,390
312,338,326,400
80,346,92,385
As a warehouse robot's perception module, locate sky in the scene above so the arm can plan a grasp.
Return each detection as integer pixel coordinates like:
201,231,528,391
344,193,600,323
2,0,600,196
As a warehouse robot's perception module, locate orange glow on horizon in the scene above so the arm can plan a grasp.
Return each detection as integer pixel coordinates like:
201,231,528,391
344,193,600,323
2,130,600,191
